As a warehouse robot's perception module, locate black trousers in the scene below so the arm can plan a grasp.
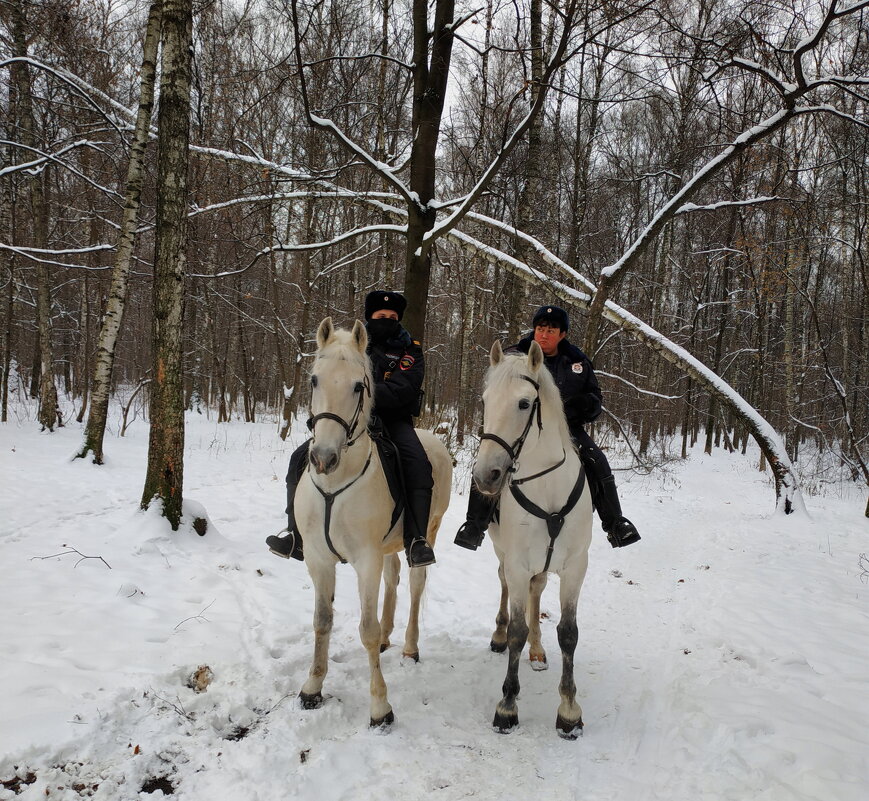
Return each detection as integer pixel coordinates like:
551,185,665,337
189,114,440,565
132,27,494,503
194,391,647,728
571,427,613,486
381,418,433,493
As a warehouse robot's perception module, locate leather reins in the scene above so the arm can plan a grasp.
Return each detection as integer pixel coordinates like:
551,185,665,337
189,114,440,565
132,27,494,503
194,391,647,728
480,372,586,572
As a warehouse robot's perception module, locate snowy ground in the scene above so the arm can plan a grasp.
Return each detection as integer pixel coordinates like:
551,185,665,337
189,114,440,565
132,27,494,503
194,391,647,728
1,403,867,801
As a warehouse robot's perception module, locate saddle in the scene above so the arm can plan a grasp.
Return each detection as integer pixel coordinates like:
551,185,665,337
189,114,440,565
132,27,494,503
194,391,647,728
367,417,405,534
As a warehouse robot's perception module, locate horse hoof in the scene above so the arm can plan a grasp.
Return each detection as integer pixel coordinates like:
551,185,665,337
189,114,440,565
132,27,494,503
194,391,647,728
370,710,395,729
530,655,548,671
556,715,583,739
489,640,507,654
492,711,518,733
299,691,323,710
401,651,420,663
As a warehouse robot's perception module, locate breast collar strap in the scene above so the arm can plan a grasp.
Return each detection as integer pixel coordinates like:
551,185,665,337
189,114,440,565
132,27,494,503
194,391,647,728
310,445,374,564
509,463,586,573
479,375,542,469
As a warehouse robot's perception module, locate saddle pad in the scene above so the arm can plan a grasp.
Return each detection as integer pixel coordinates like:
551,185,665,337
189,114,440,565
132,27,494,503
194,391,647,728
372,434,405,532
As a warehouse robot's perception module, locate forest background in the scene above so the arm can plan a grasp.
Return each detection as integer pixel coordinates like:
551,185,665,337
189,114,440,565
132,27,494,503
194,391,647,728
1,0,867,517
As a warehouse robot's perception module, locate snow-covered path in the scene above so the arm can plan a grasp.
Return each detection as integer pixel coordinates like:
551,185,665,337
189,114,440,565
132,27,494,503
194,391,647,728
1,414,867,800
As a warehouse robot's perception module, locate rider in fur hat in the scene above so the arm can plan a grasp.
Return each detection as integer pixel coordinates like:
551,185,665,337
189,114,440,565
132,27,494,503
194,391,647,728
267,291,436,568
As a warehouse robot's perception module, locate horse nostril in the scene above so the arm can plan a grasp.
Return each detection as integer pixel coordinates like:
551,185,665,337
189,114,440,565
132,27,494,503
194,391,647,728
490,468,502,484
325,453,338,472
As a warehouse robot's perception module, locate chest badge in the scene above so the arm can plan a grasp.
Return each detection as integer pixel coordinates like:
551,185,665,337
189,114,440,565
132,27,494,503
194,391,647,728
399,354,415,370
571,363,583,374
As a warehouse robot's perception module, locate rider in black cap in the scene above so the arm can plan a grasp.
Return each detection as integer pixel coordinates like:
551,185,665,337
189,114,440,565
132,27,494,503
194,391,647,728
266,290,436,568
454,304,641,551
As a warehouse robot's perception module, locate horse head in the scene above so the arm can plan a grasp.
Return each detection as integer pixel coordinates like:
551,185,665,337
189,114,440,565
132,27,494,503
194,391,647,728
308,317,373,475
473,339,548,496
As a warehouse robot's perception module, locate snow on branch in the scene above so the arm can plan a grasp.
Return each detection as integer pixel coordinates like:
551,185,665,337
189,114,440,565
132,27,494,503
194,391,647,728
600,108,794,280
0,139,122,199
188,224,407,279
674,196,791,215
595,371,683,400
0,57,136,138
0,243,113,271
463,211,597,293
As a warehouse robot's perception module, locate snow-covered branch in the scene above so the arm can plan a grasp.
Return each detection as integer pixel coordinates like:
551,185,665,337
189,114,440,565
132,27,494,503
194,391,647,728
188,224,406,279
674,196,791,215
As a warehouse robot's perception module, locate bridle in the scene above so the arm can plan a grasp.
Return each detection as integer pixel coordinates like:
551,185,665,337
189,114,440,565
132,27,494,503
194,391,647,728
479,374,542,474
479,370,586,573
307,373,371,449
305,369,373,563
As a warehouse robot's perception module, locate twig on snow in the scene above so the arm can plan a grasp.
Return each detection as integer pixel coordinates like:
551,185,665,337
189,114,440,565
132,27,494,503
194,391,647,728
31,545,112,569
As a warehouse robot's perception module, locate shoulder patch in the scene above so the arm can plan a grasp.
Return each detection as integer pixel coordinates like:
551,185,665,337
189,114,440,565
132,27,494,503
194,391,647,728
571,362,584,374
399,354,416,370
412,339,421,346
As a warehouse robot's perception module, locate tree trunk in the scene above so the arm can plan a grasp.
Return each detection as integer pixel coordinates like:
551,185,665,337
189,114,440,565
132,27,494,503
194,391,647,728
0,139,14,423
141,0,194,530
402,0,456,341
511,0,545,330
78,0,161,463
9,0,57,430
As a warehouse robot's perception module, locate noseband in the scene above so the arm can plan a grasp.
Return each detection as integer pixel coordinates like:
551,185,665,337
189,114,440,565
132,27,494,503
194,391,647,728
479,374,542,471
307,373,371,448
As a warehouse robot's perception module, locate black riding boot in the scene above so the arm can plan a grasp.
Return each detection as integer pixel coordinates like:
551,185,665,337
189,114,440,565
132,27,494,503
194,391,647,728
404,487,436,567
593,475,640,548
266,442,308,560
454,486,496,551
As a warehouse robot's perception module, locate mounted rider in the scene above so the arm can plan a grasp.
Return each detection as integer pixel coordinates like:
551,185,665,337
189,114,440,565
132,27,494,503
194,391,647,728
267,290,436,568
455,304,641,550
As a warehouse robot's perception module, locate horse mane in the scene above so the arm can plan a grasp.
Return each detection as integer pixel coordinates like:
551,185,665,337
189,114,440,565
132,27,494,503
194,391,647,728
312,327,375,425
486,351,575,450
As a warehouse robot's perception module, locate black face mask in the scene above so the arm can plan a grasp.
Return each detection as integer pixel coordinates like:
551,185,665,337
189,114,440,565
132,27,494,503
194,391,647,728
366,318,400,343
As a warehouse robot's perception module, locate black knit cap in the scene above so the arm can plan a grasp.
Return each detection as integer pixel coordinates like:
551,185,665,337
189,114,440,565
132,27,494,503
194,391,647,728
531,304,569,332
364,290,407,320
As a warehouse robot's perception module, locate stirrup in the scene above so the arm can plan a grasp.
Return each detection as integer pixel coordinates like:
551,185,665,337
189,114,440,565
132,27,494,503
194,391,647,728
606,518,641,549
454,521,485,551
265,528,304,561
406,538,436,568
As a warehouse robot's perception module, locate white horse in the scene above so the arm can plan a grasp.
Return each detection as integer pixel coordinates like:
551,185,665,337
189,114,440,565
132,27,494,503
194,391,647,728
294,317,452,728
473,340,593,738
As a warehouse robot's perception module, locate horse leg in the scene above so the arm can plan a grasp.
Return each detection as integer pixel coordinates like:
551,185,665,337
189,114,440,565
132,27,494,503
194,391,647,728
493,586,529,733
380,553,400,652
490,561,509,653
356,554,393,728
300,562,336,709
555,558,588,739
528,572,548,670
401,562,427,662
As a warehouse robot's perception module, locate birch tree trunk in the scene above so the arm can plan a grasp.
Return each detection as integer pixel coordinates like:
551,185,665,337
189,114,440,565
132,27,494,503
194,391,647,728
141,0,193,530
77,0,161,463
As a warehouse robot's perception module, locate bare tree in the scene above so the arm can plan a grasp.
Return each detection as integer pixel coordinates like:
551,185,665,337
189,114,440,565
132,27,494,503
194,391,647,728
77,0,161,463
141,0,194,530
6,0,57,430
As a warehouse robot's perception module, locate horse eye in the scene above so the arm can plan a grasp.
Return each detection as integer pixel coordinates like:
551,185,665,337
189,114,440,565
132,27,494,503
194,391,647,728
518,398,531,410
311,375,318,388
353,381,364,393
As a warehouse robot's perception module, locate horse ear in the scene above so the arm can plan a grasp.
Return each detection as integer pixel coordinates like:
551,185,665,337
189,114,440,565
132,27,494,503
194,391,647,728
490,340,504,366
528,340,544,373
316,317,334,348
351,319,367,353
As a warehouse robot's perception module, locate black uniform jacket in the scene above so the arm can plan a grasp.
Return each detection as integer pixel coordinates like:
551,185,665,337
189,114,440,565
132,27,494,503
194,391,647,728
510,333,602,433
367,326,424,424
